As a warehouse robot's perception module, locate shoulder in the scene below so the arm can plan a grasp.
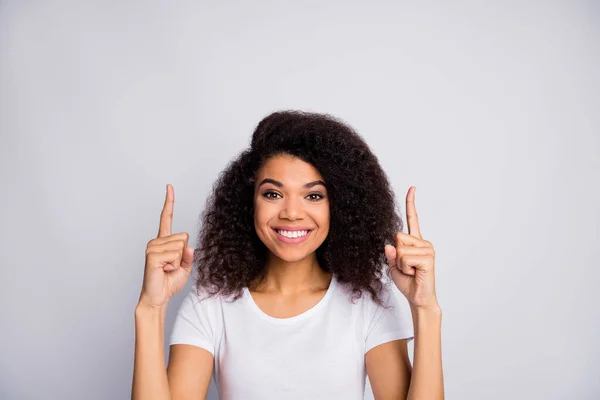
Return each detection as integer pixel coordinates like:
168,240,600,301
177,284,240,315
333,277,413,344
333,276,399,313
170,285,240,352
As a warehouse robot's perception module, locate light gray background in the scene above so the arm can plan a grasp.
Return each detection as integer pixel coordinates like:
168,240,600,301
1,1,598,399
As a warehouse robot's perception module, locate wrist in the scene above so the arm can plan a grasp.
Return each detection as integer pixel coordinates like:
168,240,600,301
410,303,442,317
135,301,168,318
410,304,442,332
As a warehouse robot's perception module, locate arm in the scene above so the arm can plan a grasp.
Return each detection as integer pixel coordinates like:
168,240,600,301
407,305,443,400
376,186,444,399
365,305,443,400
133,184,213,399
132,303,214,400
366,339,412,400
132,304,170,400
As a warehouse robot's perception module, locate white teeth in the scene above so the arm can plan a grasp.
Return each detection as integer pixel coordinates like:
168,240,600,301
277,229,308,238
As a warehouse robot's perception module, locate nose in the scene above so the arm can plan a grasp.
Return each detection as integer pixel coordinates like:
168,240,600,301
279,196,304,220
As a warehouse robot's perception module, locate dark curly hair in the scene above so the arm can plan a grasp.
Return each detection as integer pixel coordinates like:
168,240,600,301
194,110,403,306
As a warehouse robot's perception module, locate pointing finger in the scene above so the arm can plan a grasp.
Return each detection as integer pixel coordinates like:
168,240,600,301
406,186,422,239
158,184,174,238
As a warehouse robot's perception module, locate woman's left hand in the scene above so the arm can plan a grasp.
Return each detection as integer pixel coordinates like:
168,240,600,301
385,186,440,310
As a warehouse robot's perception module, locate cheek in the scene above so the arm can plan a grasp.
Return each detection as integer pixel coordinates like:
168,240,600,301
254,201,275,229
313,204,331,232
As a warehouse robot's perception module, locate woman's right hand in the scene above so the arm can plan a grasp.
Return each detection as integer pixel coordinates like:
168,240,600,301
138,184,195,309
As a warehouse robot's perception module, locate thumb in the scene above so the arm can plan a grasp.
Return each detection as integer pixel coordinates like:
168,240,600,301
181,246,195,272
384,244,397,267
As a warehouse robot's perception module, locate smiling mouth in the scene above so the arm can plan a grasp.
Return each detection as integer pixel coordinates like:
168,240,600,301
271,227,313,243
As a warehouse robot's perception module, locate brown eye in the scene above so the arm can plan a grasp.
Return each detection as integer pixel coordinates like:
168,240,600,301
262,191,282,199
307,193,324,201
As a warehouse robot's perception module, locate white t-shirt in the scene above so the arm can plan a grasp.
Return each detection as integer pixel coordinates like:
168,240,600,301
170,274,414,400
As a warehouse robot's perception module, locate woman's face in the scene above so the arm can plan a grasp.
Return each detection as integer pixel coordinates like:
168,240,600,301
254,155,330,263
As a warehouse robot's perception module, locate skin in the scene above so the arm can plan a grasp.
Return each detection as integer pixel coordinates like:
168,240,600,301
133,183,212,400
368,186,444,399
132,155,444,400
249,154,333,316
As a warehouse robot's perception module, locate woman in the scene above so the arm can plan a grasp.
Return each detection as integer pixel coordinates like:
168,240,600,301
132,111,444,399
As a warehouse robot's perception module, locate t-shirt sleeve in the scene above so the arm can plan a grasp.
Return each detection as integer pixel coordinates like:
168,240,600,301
364,281,414,353
169,289,215,355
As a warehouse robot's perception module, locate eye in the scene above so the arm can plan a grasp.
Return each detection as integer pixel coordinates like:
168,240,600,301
262,191,282,199
307,193,325,201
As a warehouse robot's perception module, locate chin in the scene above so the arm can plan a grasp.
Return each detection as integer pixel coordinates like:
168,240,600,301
271,249,314,263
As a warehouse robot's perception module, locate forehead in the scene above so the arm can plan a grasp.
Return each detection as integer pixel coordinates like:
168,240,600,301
256,155,324,182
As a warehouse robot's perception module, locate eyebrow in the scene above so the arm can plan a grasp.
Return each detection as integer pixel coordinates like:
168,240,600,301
257,178,327,189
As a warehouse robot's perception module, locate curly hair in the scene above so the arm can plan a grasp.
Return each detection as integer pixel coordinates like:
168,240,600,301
194,110,403,306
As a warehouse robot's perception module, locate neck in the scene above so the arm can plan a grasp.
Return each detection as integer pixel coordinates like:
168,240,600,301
252,252,332,294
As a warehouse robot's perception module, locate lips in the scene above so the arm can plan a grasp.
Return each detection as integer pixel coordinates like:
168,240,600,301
271,227,313,244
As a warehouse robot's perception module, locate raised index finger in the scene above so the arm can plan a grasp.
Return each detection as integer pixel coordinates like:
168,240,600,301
406,186,422,239
158,184,174,238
